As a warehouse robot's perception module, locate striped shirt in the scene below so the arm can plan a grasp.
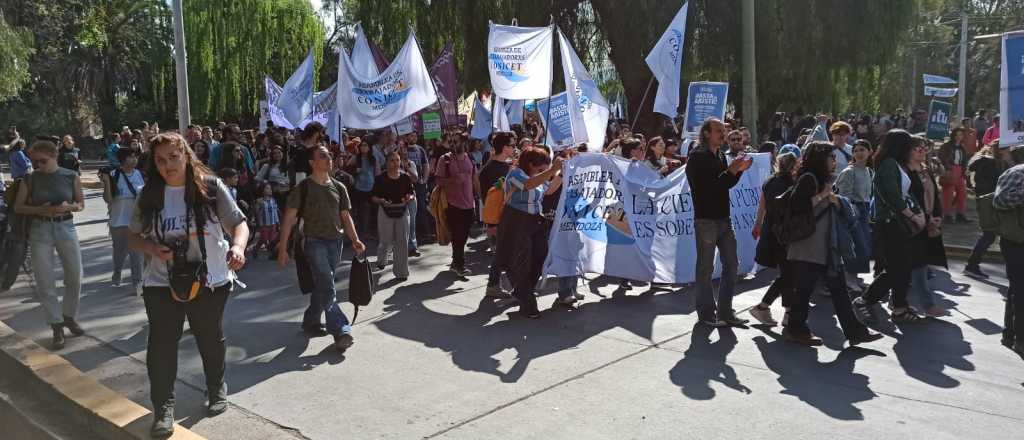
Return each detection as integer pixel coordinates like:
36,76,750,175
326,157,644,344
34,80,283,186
256,197,280,227
506,168,547,215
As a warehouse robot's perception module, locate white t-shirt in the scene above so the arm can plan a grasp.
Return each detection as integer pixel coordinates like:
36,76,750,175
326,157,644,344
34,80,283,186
130,179,246,288
832,144,853,176
109,169,145,228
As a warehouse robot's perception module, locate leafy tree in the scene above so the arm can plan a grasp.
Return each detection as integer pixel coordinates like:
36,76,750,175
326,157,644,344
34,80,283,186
0,11,33,102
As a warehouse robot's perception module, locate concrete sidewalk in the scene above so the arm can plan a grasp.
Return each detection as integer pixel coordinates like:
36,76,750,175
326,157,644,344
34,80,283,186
0,189,1021,439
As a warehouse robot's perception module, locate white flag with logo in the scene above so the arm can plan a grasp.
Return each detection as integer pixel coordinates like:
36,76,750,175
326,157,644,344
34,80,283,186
645,2,688,118
559,29,609,149
336,32,437,129
487,22,554,100
351,23,381,79
276,50,316,127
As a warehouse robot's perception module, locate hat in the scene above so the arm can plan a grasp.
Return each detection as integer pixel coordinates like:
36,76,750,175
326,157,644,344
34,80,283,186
778,143,801,158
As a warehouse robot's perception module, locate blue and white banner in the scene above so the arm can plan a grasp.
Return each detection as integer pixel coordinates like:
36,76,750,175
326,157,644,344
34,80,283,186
645,2,688,118
506,99,525,126
1001,31,1024,147
351,23,381,79
336,32,437,129
265,77,336,130
487,23,554,100
543,152,772,283
470,98,493,140
922,73,957,85
559,28,610,150
264,77,292,129
682,81,728,138
493,95,512,131
924,85,958,98
537,92,575,150
276,50,316,127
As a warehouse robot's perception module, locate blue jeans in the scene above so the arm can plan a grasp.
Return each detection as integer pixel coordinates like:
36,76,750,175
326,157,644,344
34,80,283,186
302,238,351,336
29,219,83,324
693,219,738,321
557,276,578,300
909,267,936,309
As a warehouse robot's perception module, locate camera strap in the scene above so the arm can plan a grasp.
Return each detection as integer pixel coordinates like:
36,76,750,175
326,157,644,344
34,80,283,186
155,203,209,302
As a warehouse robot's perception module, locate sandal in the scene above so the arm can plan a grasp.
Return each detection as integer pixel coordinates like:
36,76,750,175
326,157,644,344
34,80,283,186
892,308,924,323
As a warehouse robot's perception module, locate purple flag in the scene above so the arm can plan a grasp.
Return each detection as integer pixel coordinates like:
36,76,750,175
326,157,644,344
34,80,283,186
430,42,460,126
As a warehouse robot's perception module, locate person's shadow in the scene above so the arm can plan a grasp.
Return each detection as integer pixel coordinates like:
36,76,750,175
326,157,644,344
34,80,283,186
669,324,751,400
892,318,973,388
753,329,884,420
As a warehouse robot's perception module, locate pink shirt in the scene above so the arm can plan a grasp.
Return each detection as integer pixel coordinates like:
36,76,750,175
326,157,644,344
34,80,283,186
435,153,476,209
982,125,999,146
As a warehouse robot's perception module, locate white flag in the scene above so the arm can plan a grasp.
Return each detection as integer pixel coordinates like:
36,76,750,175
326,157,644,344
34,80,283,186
276,50,316,127
471,98,493,140
265,77,294,129
351,23,381,78
336,32,437,129
645,2,688,118
487,22,554,100
506,99,525,126
493,95,511,131
559,29,609,149
301,83,338,128
922,73,957,85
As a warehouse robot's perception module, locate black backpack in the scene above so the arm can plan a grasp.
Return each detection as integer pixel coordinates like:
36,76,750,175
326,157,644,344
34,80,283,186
771,173,820,245
347,254,376,321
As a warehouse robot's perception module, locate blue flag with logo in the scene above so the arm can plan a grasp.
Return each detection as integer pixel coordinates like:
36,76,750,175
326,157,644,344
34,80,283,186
276,50,315,127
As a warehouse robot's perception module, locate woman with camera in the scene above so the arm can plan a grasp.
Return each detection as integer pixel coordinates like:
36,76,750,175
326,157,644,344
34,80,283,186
128,133,249,438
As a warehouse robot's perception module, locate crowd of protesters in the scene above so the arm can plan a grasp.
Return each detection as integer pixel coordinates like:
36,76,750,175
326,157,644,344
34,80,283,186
0,104,1022,437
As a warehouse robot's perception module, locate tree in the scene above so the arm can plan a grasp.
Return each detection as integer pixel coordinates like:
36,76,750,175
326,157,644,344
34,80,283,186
0,11,33,102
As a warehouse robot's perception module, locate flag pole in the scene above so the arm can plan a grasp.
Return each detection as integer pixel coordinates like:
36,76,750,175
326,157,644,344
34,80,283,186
630,76,656,131
545,19,555,147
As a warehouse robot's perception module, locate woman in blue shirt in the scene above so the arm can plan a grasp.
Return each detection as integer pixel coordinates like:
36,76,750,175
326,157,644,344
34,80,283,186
346,141,379,236
494,147,563,318
8,139,32,178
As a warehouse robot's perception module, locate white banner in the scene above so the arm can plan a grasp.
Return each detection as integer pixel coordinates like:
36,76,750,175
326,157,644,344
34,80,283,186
276,50,315,127
470,98,493,140
645,2,688,118
487,22,554,100
265,77,336,130
336,32,438,129
1001,31,1024,147
559,29,610,150
922,73,957,85
923,85,958,98
543,152,772,283
264,77,294,129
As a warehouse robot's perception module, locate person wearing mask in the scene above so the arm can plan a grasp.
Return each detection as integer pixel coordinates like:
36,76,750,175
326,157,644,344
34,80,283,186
128,133,248,437
992,146,1024,358
480,133,516,298
782,142,883,346
907,136,948,317
749,152,799,325
434,134,480,276
57,135,81,174
834,139,875,290
371,152,415,281
685,118,752,327
829,121,855,176
278,146,366,349
494,147,563,318
854,130,927,324
103,148,145,294
964,141,1010,279
13,139,86,350
939,127,971,223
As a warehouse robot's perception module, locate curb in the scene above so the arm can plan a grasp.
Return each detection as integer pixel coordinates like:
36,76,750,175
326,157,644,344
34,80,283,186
0,322,204,440
944,244,1003,264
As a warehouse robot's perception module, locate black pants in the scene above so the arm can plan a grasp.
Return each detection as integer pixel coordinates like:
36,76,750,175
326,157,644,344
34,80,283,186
1,237,26,289
499,209,549,315
761,259,795,307
1002,239,1024,345
143,283,231,409
787,261,868,339
446,206,474,268
862,221,912,309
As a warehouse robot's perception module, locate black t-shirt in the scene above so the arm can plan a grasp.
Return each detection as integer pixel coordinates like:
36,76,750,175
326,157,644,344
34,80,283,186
372,172,414,218
478,159,511,194
289,143,314,177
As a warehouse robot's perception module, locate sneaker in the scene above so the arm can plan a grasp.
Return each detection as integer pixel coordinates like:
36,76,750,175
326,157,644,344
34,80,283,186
302,324,328,337
62,316,84,336
749,305,777,325
699,318,727,328
453,266,470,276
334,333,354,352
847,331,884,346
573,292,585,300
782,327,823,346
852,297,877,325
722,315,750,326
963,265,989,280
150,401,175,438
555,296,578,306
781,312,790,326
132,282,142,297
111,280,121,288
956,214,971,224
409,249,421,257
394,277,408,283
207,384,228,416
375,263,387,271
51,324,65,350
619,280,633,290
485,285,511,299
924,305,947,318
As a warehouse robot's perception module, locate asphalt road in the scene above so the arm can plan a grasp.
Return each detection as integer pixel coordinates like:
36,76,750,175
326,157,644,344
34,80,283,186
1,188,1021,439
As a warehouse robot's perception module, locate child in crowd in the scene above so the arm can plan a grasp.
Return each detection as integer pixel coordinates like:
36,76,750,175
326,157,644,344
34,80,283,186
252,182,280,258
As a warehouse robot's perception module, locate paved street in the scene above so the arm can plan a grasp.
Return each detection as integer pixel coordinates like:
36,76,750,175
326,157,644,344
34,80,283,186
1,188,1022,439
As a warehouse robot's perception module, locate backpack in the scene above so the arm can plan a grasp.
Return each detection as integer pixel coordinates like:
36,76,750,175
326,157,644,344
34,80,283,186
482,177,506,224
771,173,820,245
347,254,376,321
977,192,1024,243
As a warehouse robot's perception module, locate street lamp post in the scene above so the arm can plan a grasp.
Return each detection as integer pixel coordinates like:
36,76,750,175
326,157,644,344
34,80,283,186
171,0,191,134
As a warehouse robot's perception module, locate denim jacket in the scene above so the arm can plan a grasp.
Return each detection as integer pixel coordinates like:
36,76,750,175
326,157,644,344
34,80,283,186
829,195,859,275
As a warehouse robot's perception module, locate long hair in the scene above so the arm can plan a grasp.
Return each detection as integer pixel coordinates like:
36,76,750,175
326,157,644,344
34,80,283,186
775,152,798,179
138,132,214,233
220,141,245,172
872,129,913,169
645,136,664,168
796,141,833,191
699,118,722,149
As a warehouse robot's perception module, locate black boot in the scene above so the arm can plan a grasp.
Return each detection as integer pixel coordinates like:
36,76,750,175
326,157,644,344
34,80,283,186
50,324,65,350
62,315,84,336
207,383,228,416
150,400,175,438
